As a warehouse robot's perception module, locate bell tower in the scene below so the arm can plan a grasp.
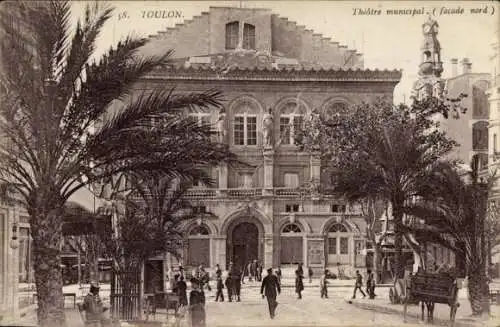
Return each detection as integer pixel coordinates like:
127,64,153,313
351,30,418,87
412,16,445,100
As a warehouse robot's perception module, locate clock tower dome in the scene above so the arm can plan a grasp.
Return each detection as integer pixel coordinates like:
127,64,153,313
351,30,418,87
412,16,445,100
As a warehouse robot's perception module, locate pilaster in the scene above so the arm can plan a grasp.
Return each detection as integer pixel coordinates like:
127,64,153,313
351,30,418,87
218,163,228,190
263,149,275,196
263,234,274,268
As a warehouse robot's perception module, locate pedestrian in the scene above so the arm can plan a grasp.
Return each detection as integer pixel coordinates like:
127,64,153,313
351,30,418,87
232,265,242,302
215,264,222,277
225,272,233,302
261,268,281,319
247,261,253,282
351,270,366,299
320,269,329,299
172,274,180,294
257,261,263,282
366,270,376,299
215,271,224,302
308,266,314,283
297,263,304,277
189,278,206,327
276,267,282,284
80,281,110,327
295,270,304,299
177,275,188,307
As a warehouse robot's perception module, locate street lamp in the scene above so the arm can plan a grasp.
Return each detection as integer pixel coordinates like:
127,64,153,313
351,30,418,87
10,221,19,249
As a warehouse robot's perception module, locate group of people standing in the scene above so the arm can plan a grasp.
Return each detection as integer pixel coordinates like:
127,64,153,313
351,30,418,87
243,259,263,283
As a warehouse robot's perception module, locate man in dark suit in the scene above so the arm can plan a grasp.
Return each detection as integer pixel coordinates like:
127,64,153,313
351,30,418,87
261,268,281,319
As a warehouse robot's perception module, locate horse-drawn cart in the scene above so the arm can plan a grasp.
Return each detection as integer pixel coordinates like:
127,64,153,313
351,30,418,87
404,271,460,326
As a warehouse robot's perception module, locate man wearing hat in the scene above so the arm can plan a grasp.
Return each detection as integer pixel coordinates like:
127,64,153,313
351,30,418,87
189,277,206,327
261,268,281,319
81,281,109,326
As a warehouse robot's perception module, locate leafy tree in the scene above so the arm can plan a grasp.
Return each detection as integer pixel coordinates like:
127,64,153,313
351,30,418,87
402,158,493,316
0,2,236,326
297,96,464,279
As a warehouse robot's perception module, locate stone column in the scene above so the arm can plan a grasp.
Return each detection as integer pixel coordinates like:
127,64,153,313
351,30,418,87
310,154,321,182
212,236,227,269
263,150,275,196
264,234,274,268
217,164,228,196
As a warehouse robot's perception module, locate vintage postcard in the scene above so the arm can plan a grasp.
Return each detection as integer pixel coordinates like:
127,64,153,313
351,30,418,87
0,1,499,327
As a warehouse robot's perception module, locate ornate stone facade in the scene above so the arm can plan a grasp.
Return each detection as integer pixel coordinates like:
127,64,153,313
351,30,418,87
134,6,402,285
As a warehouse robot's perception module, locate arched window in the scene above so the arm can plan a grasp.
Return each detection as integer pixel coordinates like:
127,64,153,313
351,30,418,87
280,223,303,265
282,223,302,233
322,101,348,120
189,225,210,236
279,101,306,145
226,21,239,50
329,223,348,233
233,100,258,146
243,23,255,50
187,224,211,266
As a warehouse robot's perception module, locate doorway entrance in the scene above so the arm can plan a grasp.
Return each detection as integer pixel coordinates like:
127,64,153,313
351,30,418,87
228,222,259,270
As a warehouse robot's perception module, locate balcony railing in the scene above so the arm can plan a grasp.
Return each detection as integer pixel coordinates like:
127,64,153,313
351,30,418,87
273,187,307,197
226,188,262,197
130,186,333,201
183,189,217,199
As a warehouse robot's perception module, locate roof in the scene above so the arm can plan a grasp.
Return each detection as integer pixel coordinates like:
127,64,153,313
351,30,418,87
146,51,401,82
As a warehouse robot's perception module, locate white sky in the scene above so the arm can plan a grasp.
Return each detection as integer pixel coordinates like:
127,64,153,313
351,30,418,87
71,0,499,104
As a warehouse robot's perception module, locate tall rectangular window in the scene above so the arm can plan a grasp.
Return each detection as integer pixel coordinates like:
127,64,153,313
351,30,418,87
233,116,245,145
340,237,348,254
328,238,337,254
247,116,257,145
284,173,299,188
280,117,291,145
243,23,255,50
234,115,257,146
280,115,303,145
225,22,239,50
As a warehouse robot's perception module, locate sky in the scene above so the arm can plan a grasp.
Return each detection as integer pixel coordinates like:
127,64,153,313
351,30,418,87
71,0,499,105
68,0,498,209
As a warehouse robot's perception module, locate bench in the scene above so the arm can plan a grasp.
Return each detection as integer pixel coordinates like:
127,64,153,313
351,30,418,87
404,271,459,326
32,292,77,308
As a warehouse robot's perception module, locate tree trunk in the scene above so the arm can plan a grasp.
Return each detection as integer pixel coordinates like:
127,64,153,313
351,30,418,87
467,269,490,316
392,201,405,279
31,207,66,327
373,243,381,283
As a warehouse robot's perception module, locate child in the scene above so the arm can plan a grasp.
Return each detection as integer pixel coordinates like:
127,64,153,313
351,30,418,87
225,271,233,302
320,269,329,298
215,271,224,302
189,278,206,327
295,269,304,299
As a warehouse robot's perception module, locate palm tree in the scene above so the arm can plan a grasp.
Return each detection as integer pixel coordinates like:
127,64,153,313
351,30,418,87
0,2,236,326
298,98,458,279
402,158,491,316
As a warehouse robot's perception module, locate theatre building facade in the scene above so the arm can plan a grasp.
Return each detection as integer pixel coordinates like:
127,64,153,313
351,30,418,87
135,6,401,283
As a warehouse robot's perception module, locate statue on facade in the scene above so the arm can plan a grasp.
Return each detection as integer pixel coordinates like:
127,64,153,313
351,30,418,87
262,107,274,148
216,108,226,143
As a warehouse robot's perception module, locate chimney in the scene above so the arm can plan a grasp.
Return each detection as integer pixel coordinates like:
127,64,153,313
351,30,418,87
451,58,458,77
461,58,472,75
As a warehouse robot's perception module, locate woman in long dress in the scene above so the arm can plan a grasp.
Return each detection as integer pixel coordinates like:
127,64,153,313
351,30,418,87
189,278,206,327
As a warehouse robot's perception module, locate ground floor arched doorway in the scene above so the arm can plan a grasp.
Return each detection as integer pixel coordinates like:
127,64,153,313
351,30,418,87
227,222,259,270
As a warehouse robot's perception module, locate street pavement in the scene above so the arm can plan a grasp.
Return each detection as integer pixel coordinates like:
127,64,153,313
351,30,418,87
4,280,499,327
